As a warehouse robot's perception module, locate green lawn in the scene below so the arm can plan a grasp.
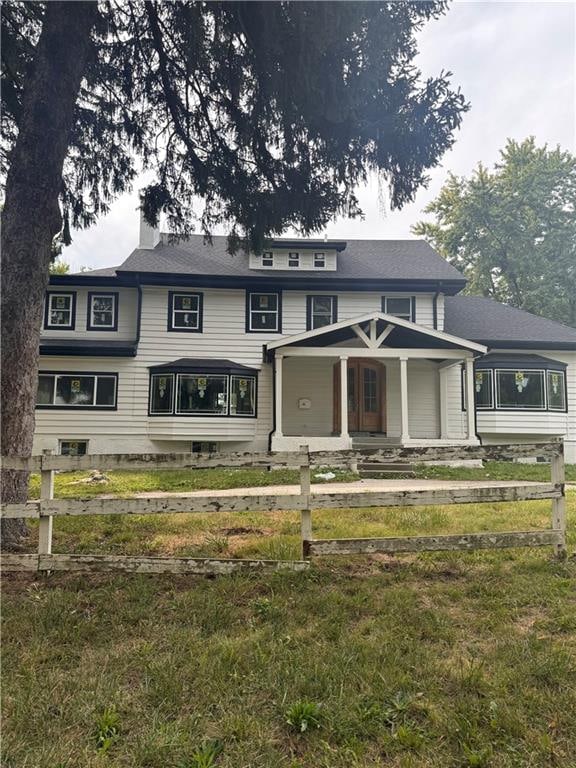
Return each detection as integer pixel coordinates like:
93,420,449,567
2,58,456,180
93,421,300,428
3,465,575,767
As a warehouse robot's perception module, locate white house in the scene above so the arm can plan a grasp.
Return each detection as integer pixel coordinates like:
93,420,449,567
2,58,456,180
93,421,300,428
33,216,576,462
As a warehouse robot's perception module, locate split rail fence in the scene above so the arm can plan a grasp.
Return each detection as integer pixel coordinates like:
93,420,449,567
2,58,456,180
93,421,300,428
0,442,567,575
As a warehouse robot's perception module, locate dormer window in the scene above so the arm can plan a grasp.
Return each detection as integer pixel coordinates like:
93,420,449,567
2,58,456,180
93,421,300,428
314,252,326,268
262,252,274,267
288,252,300,268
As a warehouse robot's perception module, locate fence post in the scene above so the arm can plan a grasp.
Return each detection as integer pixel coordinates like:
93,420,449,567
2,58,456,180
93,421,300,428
551,443,567,560
38,449,54,556
299,445,311,559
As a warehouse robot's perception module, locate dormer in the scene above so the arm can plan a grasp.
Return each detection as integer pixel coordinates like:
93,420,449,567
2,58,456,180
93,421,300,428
249,239,346,272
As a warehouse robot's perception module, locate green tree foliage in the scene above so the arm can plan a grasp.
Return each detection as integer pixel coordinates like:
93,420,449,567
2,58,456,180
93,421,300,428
414,138,576,326
2,1,468,251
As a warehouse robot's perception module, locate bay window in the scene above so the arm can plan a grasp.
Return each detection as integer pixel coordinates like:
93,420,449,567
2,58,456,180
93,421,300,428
474,370,493,409
547,370,567,411
177,374,228,415
496,370,545,409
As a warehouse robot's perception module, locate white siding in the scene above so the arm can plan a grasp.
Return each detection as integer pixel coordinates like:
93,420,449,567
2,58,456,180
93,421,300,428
41,286,138,341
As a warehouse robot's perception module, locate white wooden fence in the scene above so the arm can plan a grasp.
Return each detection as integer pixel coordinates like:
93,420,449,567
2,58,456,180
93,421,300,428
0,442,567,575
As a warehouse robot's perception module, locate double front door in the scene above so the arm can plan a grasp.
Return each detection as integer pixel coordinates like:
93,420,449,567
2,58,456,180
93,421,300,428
333,359,386,433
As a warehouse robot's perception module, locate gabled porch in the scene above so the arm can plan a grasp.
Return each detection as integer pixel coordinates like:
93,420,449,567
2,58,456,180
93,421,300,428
266,312,488,452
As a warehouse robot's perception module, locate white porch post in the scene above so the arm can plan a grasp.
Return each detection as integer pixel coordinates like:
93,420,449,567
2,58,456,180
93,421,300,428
465,356,476,440
275,353,283,437
439,366,449,439
340,355,349,437
399,356,410,442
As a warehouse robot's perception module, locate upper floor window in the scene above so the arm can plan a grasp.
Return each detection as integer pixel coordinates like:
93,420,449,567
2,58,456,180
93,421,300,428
288,252,300,268
247,292,281,333
262,252,274,267
307,295,338,330
168,292,203,332
382,296,414,322
87,292,118,331
36,373,117,409
44,292,76,330
314,253,326,268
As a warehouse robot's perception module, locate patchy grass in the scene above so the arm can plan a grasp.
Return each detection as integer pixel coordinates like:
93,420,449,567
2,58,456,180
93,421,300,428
3,490,576,767
28,466,358,500
414,461,576,483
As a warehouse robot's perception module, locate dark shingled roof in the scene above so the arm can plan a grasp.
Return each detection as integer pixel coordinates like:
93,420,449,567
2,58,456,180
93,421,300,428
71,265,120,277
116,235,465,283
40,338,137,356
444,296,576,350
150,358,258,375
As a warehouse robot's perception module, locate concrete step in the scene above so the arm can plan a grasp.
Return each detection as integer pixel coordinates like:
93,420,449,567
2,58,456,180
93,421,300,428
358,469,416,480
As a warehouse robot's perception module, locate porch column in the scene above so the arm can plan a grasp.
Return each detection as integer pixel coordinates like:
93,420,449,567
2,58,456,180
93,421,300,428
439,366,449,439
275,353,283,437
399,356,410,442
339,355,349,438
465,356,476,440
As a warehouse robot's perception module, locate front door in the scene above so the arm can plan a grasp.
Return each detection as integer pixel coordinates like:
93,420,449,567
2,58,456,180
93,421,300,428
334,359,386,433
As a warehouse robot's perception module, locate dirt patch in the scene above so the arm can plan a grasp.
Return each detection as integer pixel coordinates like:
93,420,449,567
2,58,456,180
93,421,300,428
218,526,267,537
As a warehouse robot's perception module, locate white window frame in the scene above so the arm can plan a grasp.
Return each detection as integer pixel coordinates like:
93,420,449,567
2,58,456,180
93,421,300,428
313,252,326,268
495,368,546,410
88,292,117,330
472,369,494,410
169,292,202,331
149,373,175,415
547,370,567,411
59,440,89,456
36,373,117,408
261,252,274,267
309,295,336,330
229,375,257,417
382,296,414,322
175,373,229,416
45,292,75,329
288,252,300,268
247,292,280,333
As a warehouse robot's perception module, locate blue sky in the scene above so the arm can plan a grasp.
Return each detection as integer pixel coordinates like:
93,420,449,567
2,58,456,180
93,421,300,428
65,0,575,271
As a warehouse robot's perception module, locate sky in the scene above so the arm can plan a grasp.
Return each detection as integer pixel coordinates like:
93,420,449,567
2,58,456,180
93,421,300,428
64,0,576,271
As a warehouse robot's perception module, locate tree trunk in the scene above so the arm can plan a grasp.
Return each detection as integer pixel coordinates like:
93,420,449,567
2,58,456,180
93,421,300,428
1,2,98,549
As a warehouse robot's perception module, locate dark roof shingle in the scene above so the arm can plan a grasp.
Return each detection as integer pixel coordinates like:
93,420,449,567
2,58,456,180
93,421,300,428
444,296,576,349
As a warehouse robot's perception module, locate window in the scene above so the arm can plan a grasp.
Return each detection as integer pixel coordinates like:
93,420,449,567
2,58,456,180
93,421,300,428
44,292,76,330
288,252,300,268
59,440,88,456
168,292,203,332
149,374,174,414
247,292,281,332
177,374,228,415
547,370,566,411
307,295,338,330
314,252,326,268
87,292,118,330
382,296,414,322
496,370,545,409
474,370,493,409
230,376,256,416
262,252,274,267
148,371,258,417
36,373,117,409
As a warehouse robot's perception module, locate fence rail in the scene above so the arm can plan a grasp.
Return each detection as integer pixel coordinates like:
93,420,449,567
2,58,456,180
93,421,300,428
0,442,568,574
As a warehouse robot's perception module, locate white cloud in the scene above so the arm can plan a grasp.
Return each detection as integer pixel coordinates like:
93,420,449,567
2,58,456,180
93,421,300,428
64,1,575,270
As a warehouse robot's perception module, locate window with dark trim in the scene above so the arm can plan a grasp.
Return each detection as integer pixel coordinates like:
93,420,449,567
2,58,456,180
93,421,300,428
307,295,338,330
87,292,118,331
59,440,88,456
381,296,415,322
548,370,566,411
168,292,203,332
313,252,326,268
288,252,300,268
262,252,274,267
496,369,546,410
474,370,493,409
44,292,76,330
246,292,281,332
36,373,118,409
149,372,257,417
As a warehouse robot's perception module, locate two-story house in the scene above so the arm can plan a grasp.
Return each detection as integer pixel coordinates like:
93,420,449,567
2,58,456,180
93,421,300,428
34,215,576,462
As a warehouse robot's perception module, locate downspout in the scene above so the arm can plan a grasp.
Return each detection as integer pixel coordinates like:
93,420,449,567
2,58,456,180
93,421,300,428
432,290,439,330
267,349,276,451
135,278,143,347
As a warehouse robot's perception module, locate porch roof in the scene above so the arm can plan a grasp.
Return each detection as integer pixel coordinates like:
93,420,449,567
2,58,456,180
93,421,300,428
266,312,487,356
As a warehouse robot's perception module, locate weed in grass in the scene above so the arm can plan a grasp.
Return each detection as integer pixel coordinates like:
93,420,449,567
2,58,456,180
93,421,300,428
286,700,322,733
180,740,224,768
392,723,426,751
462,743,492,767
94,706,120,754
